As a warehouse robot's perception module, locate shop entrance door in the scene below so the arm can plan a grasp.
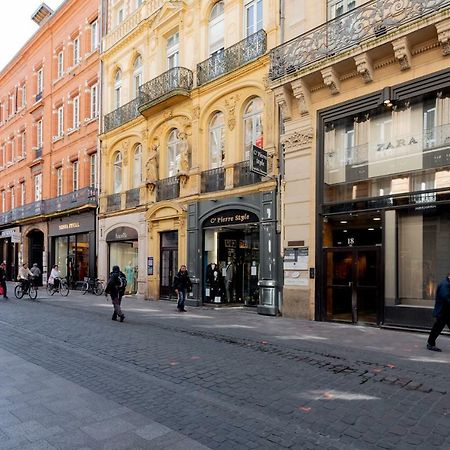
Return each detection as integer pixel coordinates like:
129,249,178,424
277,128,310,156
324,247,380,324
160,231,178,298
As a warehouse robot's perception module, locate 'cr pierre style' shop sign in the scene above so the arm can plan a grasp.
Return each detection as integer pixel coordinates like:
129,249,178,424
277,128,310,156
203,210,259,228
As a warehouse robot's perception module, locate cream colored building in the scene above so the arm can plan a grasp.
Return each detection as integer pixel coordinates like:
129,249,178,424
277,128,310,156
270,0,450,326
100,0,283,312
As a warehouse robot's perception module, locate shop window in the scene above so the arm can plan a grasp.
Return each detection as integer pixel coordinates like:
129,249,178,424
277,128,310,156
114,69,122,109
209,112,225,168
243,97,264,160
132,56,142,99
244,0,263,37
209,1,224,56
167,129,181,177
113,151,123,193
133,144,142,188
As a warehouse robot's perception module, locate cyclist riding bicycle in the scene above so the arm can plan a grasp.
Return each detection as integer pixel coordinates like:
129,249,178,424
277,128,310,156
18,263,33,294
49,264,61,290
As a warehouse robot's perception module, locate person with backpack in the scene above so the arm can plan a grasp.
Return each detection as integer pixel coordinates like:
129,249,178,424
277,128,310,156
105,265,126,322
173,265,192,312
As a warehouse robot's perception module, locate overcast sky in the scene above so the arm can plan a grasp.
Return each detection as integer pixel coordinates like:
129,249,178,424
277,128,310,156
1,0,65,72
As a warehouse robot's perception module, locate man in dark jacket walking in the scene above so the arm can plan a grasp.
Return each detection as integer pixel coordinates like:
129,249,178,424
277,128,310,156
105,265,126,322
173,265,192,312
427,274,450,351
0,262,7,299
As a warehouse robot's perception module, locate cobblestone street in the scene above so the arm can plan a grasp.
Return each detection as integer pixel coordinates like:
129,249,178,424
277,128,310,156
0,285,449,449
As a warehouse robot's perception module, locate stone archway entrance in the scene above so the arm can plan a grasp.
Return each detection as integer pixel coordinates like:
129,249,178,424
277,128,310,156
28,229,44,285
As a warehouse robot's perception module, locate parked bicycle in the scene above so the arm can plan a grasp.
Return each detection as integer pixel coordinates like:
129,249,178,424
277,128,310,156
46,277,69,296
15,277,38,300
81,277,104,295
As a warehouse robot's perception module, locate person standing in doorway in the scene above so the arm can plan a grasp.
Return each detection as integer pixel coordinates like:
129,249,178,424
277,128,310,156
105,265,126,322
0,262,8,299
427,273,450,351
173,265,192,312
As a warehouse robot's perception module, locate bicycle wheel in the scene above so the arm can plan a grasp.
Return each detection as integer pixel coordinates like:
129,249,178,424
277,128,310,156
29,285,38,300
94,281,104,296
46,284,55,296
81,281,89,295
60,282,69,297
14,284,24,299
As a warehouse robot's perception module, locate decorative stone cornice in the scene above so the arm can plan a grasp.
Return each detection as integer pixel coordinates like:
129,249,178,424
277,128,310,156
354,53,374,83
281,129,313,152
392,37,411,70
321,67,340,95
290,79,311,115
436,19,450,56
273,86,292,120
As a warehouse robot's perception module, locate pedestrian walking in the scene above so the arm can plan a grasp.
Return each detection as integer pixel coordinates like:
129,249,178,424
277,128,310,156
30,263,41,287
427,273,450,351
105,265,126,322
173,265,192,312
0,262,7,299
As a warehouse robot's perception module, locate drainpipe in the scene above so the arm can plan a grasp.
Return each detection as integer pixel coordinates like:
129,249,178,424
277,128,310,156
279,0,285,44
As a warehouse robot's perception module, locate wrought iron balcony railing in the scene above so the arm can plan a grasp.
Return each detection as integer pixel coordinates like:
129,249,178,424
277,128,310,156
233,161,262,188
201,167,225,193
197,29,267,86
156,177,179,201
106,193,122,212
11,201,45,221
45,187,97,215
0,211,12,226
125,187,140,208
104,98,140,133
270,0,450,80
138,67,193,112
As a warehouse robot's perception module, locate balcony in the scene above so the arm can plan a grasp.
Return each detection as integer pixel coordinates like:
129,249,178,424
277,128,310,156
201,167,225,193
197,30,267,86
125,188,140,208
45,187,97,215
233,161,261,188
138,67,193,116
0,211,12,226
156,177,179,201
269,0,450,81
102,0,166,53
106,193,121,212
104,98,140,133
11,201,45,221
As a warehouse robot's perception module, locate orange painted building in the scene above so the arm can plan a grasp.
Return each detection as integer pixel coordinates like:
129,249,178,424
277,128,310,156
0,0,100,284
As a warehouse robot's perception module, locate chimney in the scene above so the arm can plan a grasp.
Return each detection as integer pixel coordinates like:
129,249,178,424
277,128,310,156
31,3,54,26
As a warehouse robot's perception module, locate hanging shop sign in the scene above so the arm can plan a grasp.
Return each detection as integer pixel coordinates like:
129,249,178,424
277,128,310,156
203,210,259,228
250,145,268,176
106,226,138,242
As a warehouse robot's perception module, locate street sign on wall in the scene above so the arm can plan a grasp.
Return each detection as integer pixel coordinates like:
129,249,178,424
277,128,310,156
250,145,268,176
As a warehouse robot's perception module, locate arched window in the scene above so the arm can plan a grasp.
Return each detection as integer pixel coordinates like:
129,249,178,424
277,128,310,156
167,129,181,177
132,56,142,99
209,1,225,56
243,97,263,160
133,144,142,188
209,112,225,168
114,70,122,109
113,151,122,193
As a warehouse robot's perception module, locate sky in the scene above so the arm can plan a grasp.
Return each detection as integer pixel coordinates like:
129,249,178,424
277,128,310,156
0,0,65,72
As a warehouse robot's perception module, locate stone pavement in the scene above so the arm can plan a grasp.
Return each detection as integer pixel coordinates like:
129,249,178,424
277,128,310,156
0,282,448,449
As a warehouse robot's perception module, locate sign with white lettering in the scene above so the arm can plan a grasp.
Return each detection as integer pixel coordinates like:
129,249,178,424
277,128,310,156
106,226,138,242
250,145,268,176
203,210,259,228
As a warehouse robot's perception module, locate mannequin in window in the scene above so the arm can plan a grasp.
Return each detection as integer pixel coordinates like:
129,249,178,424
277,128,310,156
225,258,235,303
206,262,221,302
124,261,134,294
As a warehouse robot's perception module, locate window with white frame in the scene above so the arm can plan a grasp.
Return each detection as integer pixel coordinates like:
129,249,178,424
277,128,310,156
34,173,42,201
244,0,263,36
113,152,122,193
167,32,179,69
209,112,225,168
114,70,122,109
57,167,63,196
20,84,26,107
91,20,99,51
9,91,15,117
11,138,15,162
37,119,43,148
133,144,142,188
57,51,64,78
89,153,97,188
135,0,143,9
328,0,356,19
0,102,3,122
11,187,15,209
73,36,80,65
21,131,26,157
167,129,181,177
72,95,80,128
209,2,225,56
90,84,98,118
20,182,25,206
117,8,124,25
57,106,64,136
1,144,5,166
72,161,79,191
37,68,43,95
133,56,143,99
243,97,264,160
1,191,5,212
